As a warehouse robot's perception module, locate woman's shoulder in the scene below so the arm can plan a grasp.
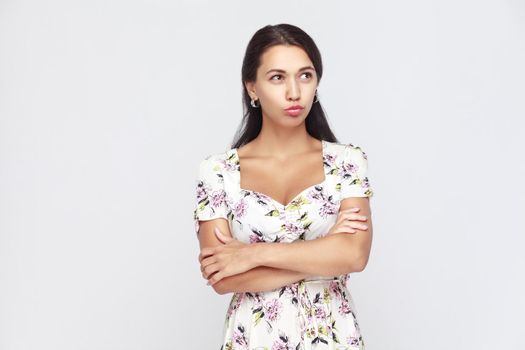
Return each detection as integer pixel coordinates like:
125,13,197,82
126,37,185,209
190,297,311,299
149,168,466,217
325,139,366,154
197,148,239,174
198,146,234,162
324,140,370,165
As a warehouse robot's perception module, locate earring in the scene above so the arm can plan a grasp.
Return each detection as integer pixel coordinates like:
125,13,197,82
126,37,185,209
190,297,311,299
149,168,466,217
313,91,319,103
250,98,260,108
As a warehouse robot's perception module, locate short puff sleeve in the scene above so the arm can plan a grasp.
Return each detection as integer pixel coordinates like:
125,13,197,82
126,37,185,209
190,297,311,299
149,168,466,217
193,156,230,235
338,144,374,199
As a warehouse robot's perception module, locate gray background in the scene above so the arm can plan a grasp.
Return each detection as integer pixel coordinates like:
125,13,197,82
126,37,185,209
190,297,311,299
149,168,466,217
1,0,524,349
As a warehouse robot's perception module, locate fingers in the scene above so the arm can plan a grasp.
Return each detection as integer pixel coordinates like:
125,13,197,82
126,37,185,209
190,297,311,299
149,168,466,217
207,271,222,286
339,211,367,221
331,226,356,234
198,244,224,263
328,208,369,235
336,212,368,225
347,220,368,230
198,248,214,262
202,265,224,286
338,218,368,230
199,253,215,266
201,261,220,279
200,256,216,273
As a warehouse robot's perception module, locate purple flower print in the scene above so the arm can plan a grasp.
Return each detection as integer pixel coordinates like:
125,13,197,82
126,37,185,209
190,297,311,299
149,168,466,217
329,281,342,301
264,298,283,322
195,184,207,202
347,334,360,347
306,187,337,219
339,274,349,285
323,153,337,168
250,233,264,243
282,221,304,237
234,198,248,219
339,160,358,179
284,222,302,234
210,189,226,209
319,202,338,218
338,300,352,315
306,187,324,201
271,331,294,350
232,324,248,348
226,293,245,320
219,156,239,172
246,190,273,206
249,226,266,243
314,307,326,319
281,282,299,300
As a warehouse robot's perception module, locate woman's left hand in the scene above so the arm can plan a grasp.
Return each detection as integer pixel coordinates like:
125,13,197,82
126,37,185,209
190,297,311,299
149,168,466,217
199,227,256,287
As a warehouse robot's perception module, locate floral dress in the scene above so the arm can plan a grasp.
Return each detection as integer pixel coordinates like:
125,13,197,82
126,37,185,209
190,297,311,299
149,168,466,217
193,139,374,350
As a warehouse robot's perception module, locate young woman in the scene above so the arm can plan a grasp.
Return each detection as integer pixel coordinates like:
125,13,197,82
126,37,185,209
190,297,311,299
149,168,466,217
193,23,374,350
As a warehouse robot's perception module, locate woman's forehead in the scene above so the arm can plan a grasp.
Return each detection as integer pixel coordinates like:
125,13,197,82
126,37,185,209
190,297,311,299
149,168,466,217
259,45,313,72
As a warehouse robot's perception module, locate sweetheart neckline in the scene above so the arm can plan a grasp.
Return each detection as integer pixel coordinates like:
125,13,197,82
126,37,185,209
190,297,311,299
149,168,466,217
239,180,327,208
231,140,328,208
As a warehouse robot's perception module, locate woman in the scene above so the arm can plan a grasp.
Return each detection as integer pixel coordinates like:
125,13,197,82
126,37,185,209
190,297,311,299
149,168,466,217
193,23,374,350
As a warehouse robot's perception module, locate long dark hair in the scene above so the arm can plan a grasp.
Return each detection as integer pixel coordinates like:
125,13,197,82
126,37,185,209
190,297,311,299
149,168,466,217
231,23,339,149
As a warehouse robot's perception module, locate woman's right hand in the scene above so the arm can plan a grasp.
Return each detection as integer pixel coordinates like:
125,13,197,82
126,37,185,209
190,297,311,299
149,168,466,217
326,207,369,236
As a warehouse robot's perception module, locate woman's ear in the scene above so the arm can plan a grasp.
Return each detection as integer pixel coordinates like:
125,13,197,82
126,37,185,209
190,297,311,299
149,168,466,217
244,81,256,98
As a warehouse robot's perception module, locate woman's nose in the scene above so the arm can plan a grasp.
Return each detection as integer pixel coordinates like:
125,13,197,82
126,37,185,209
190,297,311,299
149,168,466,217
286,80,300,101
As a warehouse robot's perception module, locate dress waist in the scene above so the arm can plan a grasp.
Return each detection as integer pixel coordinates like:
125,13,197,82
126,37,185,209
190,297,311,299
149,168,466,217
303,274,348,284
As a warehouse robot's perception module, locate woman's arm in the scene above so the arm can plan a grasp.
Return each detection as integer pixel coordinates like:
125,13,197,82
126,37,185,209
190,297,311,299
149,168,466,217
213,266,310,295
252,197,373,276
252,197,372,276
197,218,313,295
253,234,365,276
201,197,372,286
199,197,372,292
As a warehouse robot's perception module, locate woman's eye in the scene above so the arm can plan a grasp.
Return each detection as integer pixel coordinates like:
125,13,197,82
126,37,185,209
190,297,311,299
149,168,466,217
270,72,313,81
301,72,313,79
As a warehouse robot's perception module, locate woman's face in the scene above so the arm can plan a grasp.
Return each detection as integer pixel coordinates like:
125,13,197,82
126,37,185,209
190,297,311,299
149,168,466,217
245,44,319,127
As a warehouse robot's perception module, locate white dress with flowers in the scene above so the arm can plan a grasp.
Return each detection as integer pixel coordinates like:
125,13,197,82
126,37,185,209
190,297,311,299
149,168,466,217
193,140,374,350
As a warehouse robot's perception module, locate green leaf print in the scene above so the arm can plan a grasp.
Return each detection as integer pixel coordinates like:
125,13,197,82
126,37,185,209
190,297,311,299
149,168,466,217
286,196,311,211
328,168,339,175
323,288,331,304
252,306,264,326
265,209,280,217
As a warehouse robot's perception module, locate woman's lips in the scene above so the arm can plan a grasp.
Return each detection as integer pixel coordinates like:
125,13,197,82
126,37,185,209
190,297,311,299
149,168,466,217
284,106,304,117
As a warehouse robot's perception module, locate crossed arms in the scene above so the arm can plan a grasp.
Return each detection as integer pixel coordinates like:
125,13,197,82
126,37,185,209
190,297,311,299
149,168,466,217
197,197,373,295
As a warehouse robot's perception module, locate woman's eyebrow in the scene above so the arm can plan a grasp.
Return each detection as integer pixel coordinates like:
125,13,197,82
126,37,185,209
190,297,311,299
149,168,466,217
265,66,315,75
